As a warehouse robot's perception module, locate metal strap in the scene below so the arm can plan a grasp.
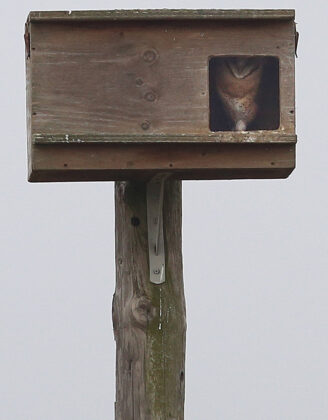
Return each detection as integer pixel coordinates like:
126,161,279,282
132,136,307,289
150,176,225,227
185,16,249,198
146,173,170,284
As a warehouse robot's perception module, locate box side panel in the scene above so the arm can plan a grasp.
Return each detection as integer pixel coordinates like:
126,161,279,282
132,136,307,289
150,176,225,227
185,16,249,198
30,19,295,138
279,20,296,134
25,23,33,180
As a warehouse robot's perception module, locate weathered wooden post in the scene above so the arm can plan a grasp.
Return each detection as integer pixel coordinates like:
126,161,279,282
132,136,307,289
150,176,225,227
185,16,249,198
114,179,185,418
25,9,298,419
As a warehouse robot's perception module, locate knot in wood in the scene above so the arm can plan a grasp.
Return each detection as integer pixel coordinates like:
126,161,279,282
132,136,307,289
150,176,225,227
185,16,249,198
131,296,155,328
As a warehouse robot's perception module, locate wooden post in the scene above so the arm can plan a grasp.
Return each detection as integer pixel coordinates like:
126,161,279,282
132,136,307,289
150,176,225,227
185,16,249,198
113,179,186,420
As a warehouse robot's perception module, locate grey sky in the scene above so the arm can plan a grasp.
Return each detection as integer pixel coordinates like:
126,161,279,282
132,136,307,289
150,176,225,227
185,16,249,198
1,0,327,419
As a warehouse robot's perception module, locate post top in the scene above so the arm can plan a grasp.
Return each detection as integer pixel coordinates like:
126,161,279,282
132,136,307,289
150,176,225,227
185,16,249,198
27,9,295,23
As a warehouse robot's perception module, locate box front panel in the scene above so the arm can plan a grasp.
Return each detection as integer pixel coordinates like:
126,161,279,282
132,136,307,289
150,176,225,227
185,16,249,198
30,19,295,138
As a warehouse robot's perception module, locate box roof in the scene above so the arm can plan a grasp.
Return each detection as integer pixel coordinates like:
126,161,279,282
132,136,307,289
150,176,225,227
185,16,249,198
27,9,295,22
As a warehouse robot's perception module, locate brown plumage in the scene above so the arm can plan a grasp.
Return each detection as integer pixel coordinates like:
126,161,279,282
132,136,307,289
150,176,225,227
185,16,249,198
215,57,265,131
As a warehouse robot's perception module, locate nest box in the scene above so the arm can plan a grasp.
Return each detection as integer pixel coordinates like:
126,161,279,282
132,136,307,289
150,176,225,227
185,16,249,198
25,9,297,182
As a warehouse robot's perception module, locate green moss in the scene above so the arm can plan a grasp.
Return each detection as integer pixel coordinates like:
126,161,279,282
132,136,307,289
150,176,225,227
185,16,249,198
145,268,185,418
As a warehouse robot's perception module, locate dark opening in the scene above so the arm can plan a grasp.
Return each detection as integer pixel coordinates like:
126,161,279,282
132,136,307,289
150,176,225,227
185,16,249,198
209,56,280,131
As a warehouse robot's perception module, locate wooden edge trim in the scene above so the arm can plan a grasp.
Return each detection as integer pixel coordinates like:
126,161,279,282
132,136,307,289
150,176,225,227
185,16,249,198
28,168,295,183
27,9,295,23
32,133,297,145
28,142,295,182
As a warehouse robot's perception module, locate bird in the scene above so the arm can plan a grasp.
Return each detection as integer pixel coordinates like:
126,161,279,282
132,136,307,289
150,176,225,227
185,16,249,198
215,57,265,131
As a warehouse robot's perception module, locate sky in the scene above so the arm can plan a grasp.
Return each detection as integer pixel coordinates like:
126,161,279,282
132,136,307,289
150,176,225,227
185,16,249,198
1,0,327,419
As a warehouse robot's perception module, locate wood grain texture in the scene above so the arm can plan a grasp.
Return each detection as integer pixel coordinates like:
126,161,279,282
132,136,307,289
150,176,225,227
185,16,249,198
26,13,296,181
29,19,295,136
25,23,33,178
29,143,295,182
28,9,295,22
32,133,297,144
113,180,186,419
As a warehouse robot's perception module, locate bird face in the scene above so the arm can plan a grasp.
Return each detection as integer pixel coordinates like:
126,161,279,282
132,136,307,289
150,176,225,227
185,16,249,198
225,57,263,80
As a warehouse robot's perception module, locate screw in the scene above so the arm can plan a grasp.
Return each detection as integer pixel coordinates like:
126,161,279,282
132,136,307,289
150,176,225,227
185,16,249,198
143,49,158,63
136,77,143,86
153,268,160,275
141,120,150,130
144,91,157,102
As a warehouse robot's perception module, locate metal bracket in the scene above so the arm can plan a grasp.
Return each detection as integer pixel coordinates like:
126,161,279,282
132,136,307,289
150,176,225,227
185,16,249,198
147,173,170,284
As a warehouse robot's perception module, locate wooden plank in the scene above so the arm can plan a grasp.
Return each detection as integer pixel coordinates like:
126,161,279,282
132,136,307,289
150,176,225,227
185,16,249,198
32,133,297,144
113,180,186,419
26,25,33,178
29,168,294,182
28,9,295,22
29,19,295,138
29,143,295,182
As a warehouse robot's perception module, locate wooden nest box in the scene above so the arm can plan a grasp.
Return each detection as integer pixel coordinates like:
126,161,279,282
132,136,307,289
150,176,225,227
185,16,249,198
25,9,298,182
